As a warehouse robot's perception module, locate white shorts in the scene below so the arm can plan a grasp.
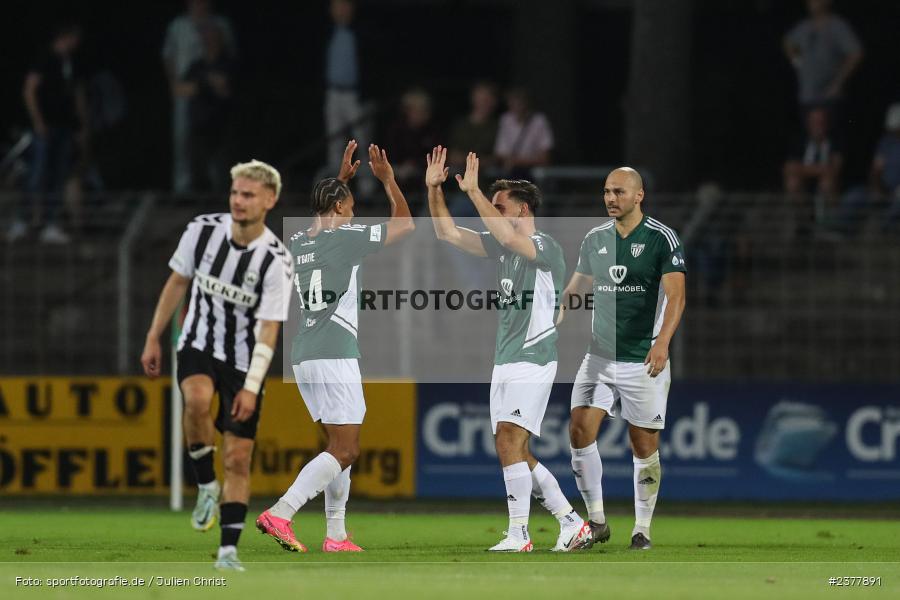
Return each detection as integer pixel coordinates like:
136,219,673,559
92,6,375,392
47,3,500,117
570,353,671,429
293,359,366,425
490,361,557,436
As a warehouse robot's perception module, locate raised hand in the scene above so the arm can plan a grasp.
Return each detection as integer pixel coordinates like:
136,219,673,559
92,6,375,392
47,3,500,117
455,152,480,193
337,139,362,182
368,144,395,183
425,145,449,188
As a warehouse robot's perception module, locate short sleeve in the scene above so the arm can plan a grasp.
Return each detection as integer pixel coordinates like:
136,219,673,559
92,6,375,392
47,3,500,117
479,231,504,259
529,233,555,270
161,19,178,62
168,222,200,278
575,234,593,275
534,114,554,152
494,114,516,156
786,21,806,47
255,250,293,322
659,230,688,275
336,223,386,263
833,18,862,55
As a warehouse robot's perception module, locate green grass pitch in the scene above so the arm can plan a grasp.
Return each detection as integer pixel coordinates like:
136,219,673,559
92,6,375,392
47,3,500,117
2,506,897,599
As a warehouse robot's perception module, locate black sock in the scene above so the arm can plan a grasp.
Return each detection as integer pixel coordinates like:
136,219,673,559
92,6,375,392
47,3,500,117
220,502,247,547
188,443,216,485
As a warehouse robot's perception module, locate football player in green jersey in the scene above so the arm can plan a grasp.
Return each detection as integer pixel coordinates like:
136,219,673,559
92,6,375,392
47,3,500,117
427,146,592,553
559,167,686,550
257,141,415,553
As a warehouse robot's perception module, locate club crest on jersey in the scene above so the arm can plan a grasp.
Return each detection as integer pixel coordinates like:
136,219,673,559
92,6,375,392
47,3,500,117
631,243,645,258
609,265,627,284
500,278,514,297
243,270,259,286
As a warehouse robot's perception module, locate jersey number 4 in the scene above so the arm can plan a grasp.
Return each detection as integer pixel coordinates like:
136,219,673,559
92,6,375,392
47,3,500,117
294,269,326,311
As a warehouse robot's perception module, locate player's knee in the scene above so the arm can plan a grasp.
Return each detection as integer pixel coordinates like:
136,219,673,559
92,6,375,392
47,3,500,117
223,446,251,476
327,445,359,470
183,398,210,422
630,431,659,459
569,419,596,448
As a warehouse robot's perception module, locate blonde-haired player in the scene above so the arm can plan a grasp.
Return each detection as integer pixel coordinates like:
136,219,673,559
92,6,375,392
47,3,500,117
142,159,293,570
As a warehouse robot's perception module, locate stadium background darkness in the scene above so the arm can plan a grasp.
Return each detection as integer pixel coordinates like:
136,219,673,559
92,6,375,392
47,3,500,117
3,0,899,192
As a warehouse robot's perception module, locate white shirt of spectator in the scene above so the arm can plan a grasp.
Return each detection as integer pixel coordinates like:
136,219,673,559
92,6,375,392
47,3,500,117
494,112,554,160
162,15,237,78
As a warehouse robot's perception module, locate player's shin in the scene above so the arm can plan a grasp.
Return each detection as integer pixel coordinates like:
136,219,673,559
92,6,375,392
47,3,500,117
325,466,351,541
531,463,580,526
503,462,532,541
571,441,606,524
188,443,217,488
271,452,342,520
219,502,247,556
632,450,661,538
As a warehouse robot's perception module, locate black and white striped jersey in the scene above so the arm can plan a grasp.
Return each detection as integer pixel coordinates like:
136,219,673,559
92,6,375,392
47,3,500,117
169,213,293,371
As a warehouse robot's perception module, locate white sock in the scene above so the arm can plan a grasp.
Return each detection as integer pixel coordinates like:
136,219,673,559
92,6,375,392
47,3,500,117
531,463,579,527
273,452,342,520
325,466,351,541
571,442,606,524
633,450,661,539
503,462,532,541
217,545,236,559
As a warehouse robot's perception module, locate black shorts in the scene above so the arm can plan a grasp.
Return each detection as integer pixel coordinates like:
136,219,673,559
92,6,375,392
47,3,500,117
176,348,264,439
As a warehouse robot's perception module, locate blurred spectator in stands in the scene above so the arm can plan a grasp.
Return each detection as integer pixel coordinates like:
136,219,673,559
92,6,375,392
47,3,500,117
449,82,499,169
447,81,499,218
10,23,88,244
494,87,553,180
783,0,862,119
385,88,441,199
783,106,843,231
177,23,235,193
325,0,369,168
682,183,751,307
832,103,900,235
162,0,236,194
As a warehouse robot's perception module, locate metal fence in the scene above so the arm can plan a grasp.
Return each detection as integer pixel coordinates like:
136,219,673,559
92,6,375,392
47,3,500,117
1,189,898,382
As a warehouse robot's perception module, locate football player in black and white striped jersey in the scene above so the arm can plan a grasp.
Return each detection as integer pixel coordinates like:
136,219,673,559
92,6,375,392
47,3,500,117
141,159,292,571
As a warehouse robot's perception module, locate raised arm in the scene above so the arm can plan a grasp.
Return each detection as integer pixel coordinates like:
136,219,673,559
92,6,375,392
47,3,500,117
426,145,486,257
368,143,415,246
644,271,686,378
456,152,537,260
141,271,191,378
557,271,594,326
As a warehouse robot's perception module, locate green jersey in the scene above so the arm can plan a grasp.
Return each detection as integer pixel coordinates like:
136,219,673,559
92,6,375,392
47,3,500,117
575,216,687,362
289,223,386,363
481,230,566,366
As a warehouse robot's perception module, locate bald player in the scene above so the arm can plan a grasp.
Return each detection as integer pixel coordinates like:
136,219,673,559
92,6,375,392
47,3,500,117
558,167,686,550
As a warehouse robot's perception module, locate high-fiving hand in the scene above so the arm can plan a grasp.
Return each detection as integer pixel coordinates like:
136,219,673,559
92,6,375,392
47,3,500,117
368,144,394,183
337,139,362,183
425,145,449,188
455,152,480,193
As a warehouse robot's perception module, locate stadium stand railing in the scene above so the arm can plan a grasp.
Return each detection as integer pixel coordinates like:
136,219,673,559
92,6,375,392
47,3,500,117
1,190,897,383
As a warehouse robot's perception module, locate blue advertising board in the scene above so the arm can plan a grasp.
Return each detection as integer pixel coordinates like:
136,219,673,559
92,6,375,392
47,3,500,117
416,383,900,500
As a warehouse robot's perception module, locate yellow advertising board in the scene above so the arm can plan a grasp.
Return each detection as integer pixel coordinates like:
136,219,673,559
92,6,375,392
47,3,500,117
0,378,168,494
0,377,415,498
252,380,415,498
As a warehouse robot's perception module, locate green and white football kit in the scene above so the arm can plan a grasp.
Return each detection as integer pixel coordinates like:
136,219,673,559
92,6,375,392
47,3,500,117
481,230,566,436
289,222,385,424
570,216,687,429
